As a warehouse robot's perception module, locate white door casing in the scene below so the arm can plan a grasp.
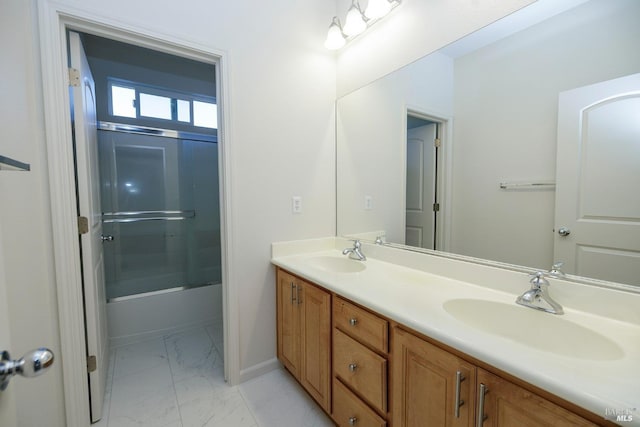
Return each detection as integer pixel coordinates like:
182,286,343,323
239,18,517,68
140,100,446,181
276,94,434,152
554,73,640,285
406,123,437,249
69,31,109,422
38,6,236,426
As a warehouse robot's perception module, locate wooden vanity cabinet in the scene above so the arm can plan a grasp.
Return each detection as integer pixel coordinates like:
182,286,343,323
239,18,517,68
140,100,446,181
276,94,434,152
392,326,600,427
276,268,331,412
476,369,599,427
276,267,608,427
393,326,476,427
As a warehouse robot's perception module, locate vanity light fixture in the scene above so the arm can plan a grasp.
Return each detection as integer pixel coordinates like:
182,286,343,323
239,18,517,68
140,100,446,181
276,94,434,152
324,17,347,50
343,1,367,37
324,0,401,50
365,0,392,19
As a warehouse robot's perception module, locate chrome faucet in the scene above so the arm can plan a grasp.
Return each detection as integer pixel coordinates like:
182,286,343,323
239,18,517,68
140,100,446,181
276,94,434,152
342,240,366,261
516,272,564,315
547,261,566,279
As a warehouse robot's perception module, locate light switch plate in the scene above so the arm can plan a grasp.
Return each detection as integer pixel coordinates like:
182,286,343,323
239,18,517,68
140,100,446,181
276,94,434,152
292,196,302,214
364,195,373,210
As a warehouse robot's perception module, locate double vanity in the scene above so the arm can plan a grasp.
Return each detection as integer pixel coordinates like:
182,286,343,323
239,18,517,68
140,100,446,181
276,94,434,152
272,237,640,426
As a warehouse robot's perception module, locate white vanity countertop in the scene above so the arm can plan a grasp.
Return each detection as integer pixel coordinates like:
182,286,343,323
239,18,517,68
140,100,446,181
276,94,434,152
271,238,640,426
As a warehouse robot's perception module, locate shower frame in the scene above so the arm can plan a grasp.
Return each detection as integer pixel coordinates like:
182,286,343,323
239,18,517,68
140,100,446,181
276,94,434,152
98,121,221,302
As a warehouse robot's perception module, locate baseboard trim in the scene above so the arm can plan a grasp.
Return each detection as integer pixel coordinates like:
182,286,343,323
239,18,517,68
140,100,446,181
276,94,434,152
239,357,281,383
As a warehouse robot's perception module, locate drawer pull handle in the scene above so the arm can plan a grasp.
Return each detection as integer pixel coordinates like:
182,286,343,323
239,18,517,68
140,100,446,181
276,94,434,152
348,416,358,425
476,383,488,427
454,370,466,418
349,318,358,326
348,363,358,372
290,282,295,304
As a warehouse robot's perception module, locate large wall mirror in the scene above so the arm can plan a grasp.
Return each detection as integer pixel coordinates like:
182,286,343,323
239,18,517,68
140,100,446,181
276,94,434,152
337,0,640,288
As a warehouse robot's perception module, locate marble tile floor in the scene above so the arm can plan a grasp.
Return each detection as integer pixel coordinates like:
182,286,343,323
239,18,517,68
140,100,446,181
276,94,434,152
94,324,334,427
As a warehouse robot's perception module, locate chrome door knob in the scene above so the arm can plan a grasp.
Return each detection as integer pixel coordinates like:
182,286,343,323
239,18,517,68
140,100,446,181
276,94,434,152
0,348,55,391
557,227,571,236
101,235,114,242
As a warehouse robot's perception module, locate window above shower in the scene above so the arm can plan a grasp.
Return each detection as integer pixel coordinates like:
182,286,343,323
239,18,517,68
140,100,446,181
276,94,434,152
109,78,218,130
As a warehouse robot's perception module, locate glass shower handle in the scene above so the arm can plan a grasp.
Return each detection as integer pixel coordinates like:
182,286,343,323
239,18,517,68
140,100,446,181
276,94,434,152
101,235,114,242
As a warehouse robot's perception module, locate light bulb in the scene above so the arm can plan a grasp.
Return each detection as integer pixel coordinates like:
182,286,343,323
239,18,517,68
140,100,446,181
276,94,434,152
343,1,367,37
365,0,392,20
324,17,346,50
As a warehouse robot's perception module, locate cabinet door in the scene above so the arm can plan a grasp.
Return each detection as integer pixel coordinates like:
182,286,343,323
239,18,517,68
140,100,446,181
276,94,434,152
476,369,598,427
299,280,332,412
392,327,476,427
276,269,300,377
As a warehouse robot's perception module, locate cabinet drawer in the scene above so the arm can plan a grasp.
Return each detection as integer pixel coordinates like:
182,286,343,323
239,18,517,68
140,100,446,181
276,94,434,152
333,378,386,427
334,329,387,413
334,297,388,353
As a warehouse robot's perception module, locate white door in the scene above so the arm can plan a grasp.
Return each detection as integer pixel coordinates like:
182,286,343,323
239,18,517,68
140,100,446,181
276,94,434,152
0,222,18,426
554,73,640,285
406,123,437,249
69,31,109,422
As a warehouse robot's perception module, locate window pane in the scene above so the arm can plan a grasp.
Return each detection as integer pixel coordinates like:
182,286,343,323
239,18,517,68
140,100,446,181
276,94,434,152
140,93,172,120
193,101,218,129
111,85,136,118
177,100,190,122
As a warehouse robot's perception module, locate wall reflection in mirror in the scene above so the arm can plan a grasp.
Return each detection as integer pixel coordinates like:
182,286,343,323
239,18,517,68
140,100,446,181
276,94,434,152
337,0,640,287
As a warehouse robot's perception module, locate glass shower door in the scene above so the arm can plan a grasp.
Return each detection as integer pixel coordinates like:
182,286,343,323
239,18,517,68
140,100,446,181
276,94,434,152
98,130,220,300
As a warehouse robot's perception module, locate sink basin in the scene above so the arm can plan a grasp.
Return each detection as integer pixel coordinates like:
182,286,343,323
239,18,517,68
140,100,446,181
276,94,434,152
443,299,624,361
306,256,366,273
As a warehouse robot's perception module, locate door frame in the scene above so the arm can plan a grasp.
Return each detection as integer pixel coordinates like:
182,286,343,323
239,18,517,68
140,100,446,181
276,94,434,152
37,3,239,426
403,107,453,252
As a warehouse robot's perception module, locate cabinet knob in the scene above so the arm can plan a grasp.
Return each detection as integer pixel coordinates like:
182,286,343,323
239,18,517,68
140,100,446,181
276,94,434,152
349,318,358,326
348,363,358,372
348,416,358,425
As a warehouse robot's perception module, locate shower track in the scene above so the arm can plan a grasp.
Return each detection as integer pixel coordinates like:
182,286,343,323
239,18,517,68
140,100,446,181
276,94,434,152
98,121,217,143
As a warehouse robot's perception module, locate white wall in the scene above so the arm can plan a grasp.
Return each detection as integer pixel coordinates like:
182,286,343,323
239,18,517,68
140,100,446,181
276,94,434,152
450,0,640,269
2,0,336,424
337,52,453,242
335,0,535,96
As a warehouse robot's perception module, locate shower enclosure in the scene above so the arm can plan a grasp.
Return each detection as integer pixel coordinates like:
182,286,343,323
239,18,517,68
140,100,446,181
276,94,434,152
98,123,221,301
